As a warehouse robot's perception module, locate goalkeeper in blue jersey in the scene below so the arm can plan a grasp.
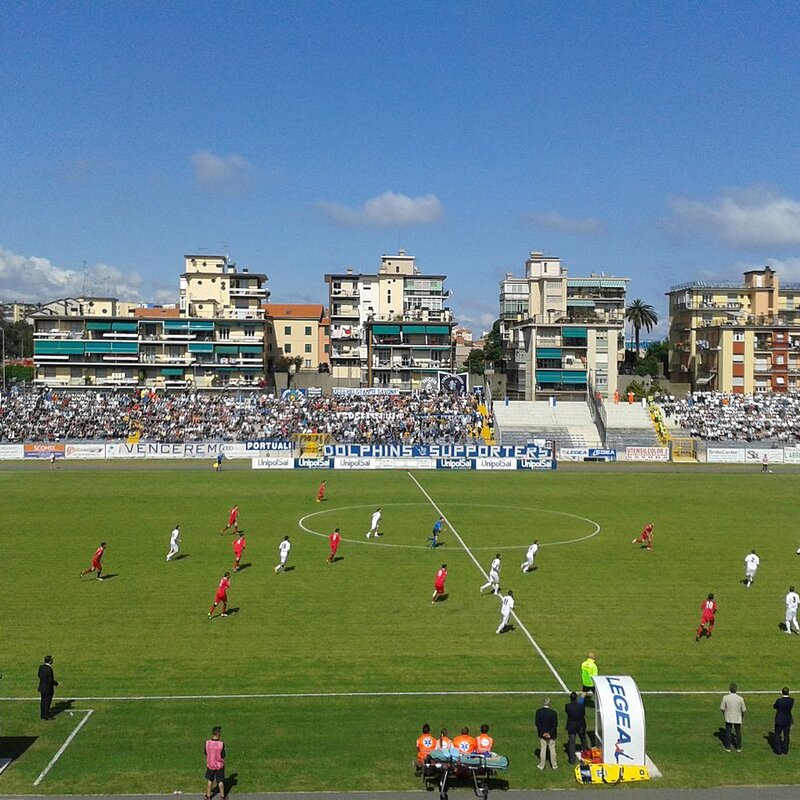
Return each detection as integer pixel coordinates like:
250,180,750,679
428,516,445,548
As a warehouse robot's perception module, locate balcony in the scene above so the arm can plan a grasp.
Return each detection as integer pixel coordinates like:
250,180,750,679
225,309,265,320
330,326,362,340
229,287,267,297
330,288,359,298
331,306,360,318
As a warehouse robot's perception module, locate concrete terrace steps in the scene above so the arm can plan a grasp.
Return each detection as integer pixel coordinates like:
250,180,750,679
494,400,602,448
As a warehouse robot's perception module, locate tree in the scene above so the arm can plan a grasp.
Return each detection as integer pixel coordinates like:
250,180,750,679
463,347,485,375
625,300,658,361
482,320,504,371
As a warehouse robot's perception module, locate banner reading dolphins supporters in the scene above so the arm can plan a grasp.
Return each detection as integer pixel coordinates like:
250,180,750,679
593,675,647,766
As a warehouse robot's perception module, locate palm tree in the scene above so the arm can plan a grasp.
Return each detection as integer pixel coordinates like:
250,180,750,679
625,300,659,360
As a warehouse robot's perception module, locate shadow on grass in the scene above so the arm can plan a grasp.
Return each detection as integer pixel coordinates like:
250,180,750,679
99,573,119,580
50,699,75,718
172,554,190,561
236,563,252,572
0,736,37,761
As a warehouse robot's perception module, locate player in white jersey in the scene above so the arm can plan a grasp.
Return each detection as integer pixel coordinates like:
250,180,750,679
786,586,800,634
274,536,291,573
366,508,382,539
521,540,539,573
166,525,181,561
496,590,515,634
480,555,502,595
743,550,760,588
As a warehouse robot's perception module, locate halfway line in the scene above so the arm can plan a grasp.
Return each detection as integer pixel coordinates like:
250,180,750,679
406,472,570,693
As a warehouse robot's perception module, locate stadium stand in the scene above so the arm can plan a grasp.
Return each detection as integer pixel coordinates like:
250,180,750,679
603,402,660,450
494,400,602,448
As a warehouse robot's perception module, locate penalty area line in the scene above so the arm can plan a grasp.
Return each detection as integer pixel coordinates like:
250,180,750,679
407,471,570,694
33,708,94,786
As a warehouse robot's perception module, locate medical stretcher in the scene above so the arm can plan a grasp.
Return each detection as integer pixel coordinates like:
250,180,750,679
418,747,509,800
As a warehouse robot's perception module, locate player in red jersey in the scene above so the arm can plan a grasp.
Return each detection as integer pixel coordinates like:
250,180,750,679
432,564,448,604
232,534,246,572
220,505,239,535
316,480,327,503
632,523,654,550
209,572,231,618
696,593,717,641
327,527,341,563
80,542,107,580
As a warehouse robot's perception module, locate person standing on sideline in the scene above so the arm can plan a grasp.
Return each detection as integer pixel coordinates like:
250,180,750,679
428,516,444,548
274,535,291,573
37,655,58,720
480,554,502,595
166,525,181,562
565,691,589,764
762,454,771,473
366,508,382,539
327,528,341,563
743,550,760,588
432,564,448,603
316,480,326,503
785,587,800,634
80,542,106,580
696,593,718,641
204,725,226,800
720,683,746,752
220,505,239,535
581,652,598,701
535,698,558,770
774,687,794,755
496,589,514,634
521,540,539,572
232,533,246,573
215,453,224,472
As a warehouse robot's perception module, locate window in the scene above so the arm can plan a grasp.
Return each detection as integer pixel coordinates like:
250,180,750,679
244,328,255,338
324,344,330,354
732,354,745,363
304,344,312,353
305,326,312,336
733,330,745,342
775,354,785,365
284,344,292,354
304,359,312,369
268,343,273,352
284,326,291,335
218,328,230,340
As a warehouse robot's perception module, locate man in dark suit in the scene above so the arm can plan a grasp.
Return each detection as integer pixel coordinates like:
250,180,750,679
565,691,590,764
37,655,58,720
535,698,558,770
774,686,794,755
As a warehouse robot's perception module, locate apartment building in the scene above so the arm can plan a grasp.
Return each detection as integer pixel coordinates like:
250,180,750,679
500,251,628,400
325,250,456,390
263,303,330,371
667,266,800,393
32,254,269,389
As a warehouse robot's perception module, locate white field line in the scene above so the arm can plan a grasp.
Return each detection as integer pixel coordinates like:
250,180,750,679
0,689,785,704
406,472,570,693
33,708,94,786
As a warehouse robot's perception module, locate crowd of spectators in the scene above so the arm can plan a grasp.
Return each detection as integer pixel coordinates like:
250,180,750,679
657,392,800,442
0,388,490,445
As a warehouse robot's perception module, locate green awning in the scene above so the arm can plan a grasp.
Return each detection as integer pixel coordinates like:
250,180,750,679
426,325,450,334
537,348,562,359
562,371,587,384
111,322,138,332
86,322,112,331
215,345,239,355
536,370,561,383
161,368,185,376
566,299,595,307
403,325,427,334
238,346,264,354
562,327,587,338
189,320,215,330
373,325,400,334
188,343,214,353
164,321,190,330
35,341,86,355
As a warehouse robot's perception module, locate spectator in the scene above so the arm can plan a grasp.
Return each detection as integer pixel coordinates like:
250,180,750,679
720,683,746,752
535,698,558,770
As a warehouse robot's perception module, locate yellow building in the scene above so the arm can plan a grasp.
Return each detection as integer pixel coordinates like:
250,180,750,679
667,266,800,393
263,304,330,372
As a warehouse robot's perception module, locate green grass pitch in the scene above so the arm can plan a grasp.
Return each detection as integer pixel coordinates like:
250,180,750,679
2,464,800,792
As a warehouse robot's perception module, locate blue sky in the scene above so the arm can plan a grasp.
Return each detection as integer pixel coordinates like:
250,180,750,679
2,0,799,335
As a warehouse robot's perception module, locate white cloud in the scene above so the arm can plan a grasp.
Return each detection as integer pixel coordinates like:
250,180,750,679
669,187,800,247
735,257,800,282
318,191,443,228
525,211,603,235
191,150,251,193
0,246,145,303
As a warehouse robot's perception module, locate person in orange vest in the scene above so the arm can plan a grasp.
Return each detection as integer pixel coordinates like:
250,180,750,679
416,723,436,763
435,727,453,750
453,727,477,755
475,724,494,754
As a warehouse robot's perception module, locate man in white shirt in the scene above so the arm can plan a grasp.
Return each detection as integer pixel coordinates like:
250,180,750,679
521,540,539,573
366,508,382,539
274,536,291,573
786,586,800,634
496,590,515,634
743,550,760,588
166,525,181,562
480,555,501,595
